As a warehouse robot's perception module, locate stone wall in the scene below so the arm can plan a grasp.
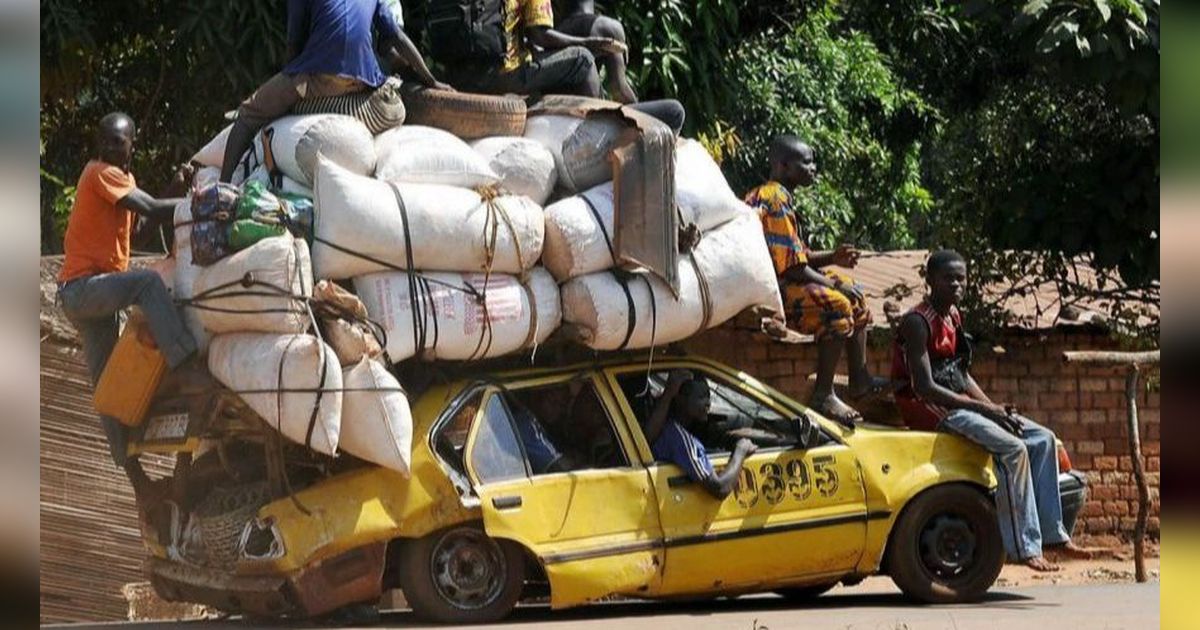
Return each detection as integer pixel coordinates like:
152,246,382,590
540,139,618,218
684,326,1160,546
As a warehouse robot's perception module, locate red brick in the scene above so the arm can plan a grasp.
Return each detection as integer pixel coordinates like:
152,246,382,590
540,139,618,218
1146,424,1160,440
1076,440,1105,455
1119,517,1138,531
1094,456,1119,470
1104,439,1130,454
1052,378,1079,393
972,360,997,376
1056,424,1089,440
1071,454,1093,470
1019,377,1050,394
988,376,1017,391
1029,360,1058,376
1080,410,1107,424
1104,501,1130,516
1140,408,1159,424
1089,422,1125,439
1143,442,1160,455
1101,471,1131,485
1081,379,1109,392
1090,392,1124,409
1039,392,1069,410
1148,517,1160,532
1118,455,1134,470
1091,485,1118,500
1052,410,1080,425
1081,500,1104,517
1147,456,1160,472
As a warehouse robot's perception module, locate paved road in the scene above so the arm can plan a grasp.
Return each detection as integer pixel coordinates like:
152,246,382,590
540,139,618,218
67,582,1158,630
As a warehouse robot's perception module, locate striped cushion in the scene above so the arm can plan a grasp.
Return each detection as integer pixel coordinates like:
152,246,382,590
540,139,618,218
291,77,406,135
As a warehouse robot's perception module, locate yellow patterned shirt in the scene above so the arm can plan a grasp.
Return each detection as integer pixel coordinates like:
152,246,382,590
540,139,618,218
502,0,554,72
745,180,809,276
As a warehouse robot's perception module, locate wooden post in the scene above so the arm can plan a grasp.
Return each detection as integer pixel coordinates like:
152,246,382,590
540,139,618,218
1125,366,1149,582
1063,349,1158,583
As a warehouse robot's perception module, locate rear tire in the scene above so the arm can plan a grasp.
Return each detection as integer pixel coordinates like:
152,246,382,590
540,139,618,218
887,484,1004,604
398,524,525,624
401,85,527,139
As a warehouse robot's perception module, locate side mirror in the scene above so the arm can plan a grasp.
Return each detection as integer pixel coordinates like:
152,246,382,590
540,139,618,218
789,414,821,449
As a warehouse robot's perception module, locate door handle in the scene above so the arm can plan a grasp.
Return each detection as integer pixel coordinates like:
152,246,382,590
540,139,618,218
492,495,523,510
667,475,691,488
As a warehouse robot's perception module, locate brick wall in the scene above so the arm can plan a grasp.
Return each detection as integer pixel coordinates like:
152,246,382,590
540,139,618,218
683,326,1160,546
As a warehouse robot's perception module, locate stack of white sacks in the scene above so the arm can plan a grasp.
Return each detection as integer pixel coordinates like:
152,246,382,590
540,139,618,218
173,105,782,470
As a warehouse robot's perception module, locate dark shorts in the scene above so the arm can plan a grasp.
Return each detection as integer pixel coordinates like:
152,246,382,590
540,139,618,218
456,46,597,97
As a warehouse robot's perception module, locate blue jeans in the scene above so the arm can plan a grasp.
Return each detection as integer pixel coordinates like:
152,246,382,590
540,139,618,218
939,409,1071,560
58,269,197,467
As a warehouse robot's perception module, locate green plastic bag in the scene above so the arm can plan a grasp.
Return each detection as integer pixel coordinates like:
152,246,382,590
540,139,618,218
228,219,287,251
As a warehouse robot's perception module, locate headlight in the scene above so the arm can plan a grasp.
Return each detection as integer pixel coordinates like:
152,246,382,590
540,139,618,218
238,517,286,561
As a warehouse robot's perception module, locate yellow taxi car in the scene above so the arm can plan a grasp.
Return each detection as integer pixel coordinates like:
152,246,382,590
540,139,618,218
138,352,1018,623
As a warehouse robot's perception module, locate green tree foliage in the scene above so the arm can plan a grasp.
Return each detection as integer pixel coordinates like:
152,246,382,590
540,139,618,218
716,6,936,250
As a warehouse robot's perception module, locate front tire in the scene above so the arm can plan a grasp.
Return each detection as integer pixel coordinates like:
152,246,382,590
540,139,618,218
398,524,525,624
887,484,1004,604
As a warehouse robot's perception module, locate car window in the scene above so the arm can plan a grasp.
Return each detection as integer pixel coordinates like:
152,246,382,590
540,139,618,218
469,395,530,485
433,389,484,479
618,368,832,455
505,378,629,474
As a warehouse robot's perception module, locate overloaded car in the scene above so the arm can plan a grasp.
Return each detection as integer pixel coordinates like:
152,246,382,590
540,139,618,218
132,352,1085,622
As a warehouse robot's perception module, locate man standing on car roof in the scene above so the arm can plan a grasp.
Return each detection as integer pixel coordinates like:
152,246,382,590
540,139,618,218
643,370,757,500
57,112,197,477
219,0,451,183
892,249,1096,571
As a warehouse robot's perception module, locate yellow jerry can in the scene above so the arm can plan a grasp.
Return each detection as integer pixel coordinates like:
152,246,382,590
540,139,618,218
93,309,167,427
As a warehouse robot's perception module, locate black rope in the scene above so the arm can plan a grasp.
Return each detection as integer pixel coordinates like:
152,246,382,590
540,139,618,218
612,270,638,351
580,193,617,266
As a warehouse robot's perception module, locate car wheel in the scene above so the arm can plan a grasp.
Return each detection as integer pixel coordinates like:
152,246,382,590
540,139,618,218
774,582,837,600
887,484,1004,604
398,524,525,624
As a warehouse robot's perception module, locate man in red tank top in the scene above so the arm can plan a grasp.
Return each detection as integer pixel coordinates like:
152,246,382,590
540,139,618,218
891,250,1094,571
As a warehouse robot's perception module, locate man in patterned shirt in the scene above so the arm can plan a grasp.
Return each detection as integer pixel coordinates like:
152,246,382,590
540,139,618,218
745,135,887,424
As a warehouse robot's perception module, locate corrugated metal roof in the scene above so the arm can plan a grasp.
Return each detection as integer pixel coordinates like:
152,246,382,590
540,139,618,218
839,250,1157,331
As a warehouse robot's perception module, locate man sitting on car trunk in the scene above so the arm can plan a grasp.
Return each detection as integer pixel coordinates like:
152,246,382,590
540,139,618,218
892,249,1095,571
643,370,757,499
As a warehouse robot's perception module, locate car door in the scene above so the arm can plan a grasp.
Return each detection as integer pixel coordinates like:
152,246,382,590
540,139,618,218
462,374,665,608
605,362,873,596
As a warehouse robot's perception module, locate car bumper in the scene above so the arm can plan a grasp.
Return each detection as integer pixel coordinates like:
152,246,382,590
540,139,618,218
1058,470,1088,537
147,542,387,618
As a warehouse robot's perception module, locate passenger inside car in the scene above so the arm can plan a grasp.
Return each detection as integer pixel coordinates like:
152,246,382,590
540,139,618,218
641,369,757,499
508,378,626,473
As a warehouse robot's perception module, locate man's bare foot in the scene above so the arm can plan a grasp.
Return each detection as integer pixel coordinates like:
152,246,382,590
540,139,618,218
1045,540,1099,560
809,393,862,427
1023,556,1061,572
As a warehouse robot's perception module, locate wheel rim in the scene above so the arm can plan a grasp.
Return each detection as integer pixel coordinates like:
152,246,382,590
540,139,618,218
918,512,978,581
429,528,508,611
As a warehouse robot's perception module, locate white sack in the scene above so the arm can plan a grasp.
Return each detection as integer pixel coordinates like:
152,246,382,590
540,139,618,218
193,235,313,334
471,136,557,205
243,165,315,198
256,114,376,187
375,125,498,188
354,267,560,362
312,156,544,279
208,333,342,455
541,184,617,281
561,214,782,350
542,147,752,281
524,114,625,193
675,138,748,231
192,125,231,168
173,200,211,354
340,358,413,476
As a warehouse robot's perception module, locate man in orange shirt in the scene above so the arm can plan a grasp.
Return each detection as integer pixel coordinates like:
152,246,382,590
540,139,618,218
57,112,197,471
